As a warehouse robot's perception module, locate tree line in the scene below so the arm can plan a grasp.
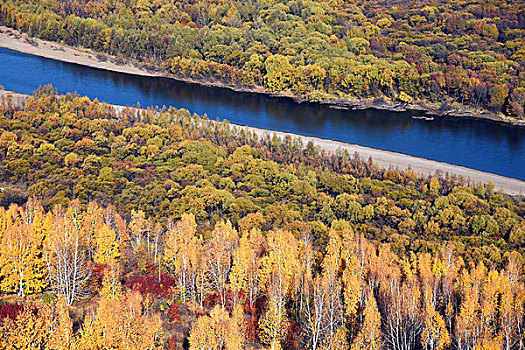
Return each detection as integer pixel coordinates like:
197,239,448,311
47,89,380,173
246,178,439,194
1,198,525,350
0,0,524,117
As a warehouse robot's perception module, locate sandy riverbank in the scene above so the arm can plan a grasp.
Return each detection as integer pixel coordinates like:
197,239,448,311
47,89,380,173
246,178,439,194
0,26,165,78
2,90,525,196
1,26,524,127
0,26,266,94
243,126,525,196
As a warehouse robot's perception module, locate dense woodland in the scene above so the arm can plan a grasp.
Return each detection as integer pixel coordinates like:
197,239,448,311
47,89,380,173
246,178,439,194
0,90,524,349
1,0,525,118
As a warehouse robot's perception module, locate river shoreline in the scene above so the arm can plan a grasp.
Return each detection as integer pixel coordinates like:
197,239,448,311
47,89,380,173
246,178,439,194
1,26,523,127
2,89,524,196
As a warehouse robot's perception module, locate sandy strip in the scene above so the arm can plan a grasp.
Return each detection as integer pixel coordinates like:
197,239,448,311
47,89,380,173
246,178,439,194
0,26,166,78
237,125,525,196
2,90,524,196
0,26,265,95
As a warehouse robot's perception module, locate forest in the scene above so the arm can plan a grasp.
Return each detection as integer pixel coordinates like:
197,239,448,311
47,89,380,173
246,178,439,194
0,89,524,349
0,0,524,118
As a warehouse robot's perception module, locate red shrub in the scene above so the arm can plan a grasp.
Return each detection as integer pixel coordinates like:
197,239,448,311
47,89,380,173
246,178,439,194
244,295,266,318
168,302,181,322
204,289,247,311
0,302,24,321
284,321,300,349
126,273,176,297
91,264,106,290
143,262,157,275
204,292,220,308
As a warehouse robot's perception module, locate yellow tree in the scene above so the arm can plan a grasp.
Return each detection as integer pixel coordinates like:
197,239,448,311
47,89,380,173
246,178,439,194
93,223,120,265
17,197,48,235
369,244,401,292
351,292,382,350
205,220,239,307
438,245,463,332
342,255,362,323
340,228,374,284
479,270,502,344
195,251,208,308
129,209,148,251
163,213,201,303
417,253,439,310
152,223,163,267
454,264,484,350
321,327,349,350
45,202,92,305
78,288,162,350
189,305,246,350
48,295,74,350
304,274,330,350
340,228,374,333
229,228,265,312
499,254,525,350
82,201,104,256
0,221,45,296
382,275,422,350
0,205,15,235
99,260,122,299
104,205,131,265
0,302,51,349
321,229,344,344
259,229,299,350
418,253,450,350
264,54,293,92
259,297,289,350
295,229,314,314
126,209,154,268
420,290,450,350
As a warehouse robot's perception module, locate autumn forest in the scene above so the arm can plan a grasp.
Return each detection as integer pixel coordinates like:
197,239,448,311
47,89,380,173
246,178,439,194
0,0,525,349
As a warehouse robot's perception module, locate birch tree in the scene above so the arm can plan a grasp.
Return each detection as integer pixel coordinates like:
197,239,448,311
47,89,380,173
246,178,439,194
499,254,525,350
0,221,46,296
45,202,92,305
322,229,345,345
48,295,74,350
230,227,265,312
351,292,382,350
189,305,246,350
163,213,201,303
205,220,238,307
78,289,162,350
304,275,330,350
259,229,299,350
383,275,423,350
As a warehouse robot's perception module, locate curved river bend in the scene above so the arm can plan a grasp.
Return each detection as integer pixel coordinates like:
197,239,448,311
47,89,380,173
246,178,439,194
0,47,524,180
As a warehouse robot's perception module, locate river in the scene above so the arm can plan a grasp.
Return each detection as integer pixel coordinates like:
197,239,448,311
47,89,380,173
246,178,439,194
0,47,524,180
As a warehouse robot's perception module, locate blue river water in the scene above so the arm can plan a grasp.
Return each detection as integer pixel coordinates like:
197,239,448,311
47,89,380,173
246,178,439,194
1,47,524,180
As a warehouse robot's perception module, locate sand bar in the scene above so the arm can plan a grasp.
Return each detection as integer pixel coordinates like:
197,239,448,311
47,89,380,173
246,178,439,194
0,26,166,78
240,125,525,196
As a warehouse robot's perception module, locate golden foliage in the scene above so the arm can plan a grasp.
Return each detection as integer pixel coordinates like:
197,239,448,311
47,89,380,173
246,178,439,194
189,305,246,350
78,290,162,350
